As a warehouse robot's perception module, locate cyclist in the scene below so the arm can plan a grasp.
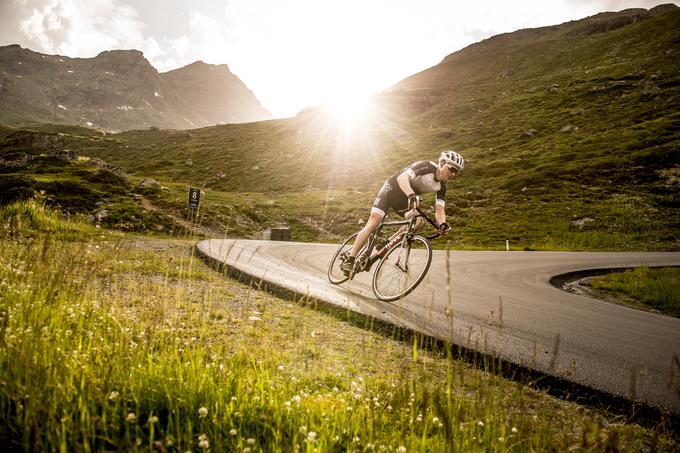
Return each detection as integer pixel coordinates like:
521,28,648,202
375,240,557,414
340,150,464,276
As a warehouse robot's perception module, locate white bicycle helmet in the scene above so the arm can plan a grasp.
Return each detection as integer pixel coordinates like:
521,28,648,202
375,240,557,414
439,150,465,171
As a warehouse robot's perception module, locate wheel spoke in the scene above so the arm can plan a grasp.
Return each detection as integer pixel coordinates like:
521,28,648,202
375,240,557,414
372,237,432,301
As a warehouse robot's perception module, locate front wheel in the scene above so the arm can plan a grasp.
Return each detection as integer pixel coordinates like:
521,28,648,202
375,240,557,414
372,235,432,302
327,232,359,284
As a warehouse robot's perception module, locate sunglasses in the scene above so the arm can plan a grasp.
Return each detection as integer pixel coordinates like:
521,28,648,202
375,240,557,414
447,166,461,175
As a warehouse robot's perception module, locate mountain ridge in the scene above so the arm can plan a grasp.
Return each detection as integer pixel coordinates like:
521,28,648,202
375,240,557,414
0,45,272,130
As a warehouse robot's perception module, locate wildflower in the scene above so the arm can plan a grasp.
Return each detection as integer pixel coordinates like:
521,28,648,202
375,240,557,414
198,407,208,418
299,426,307,434
126,412,137,422
477,420,485,427
278,365,284,371
511,427,518,433
198,434,209,449
148,415,159,424
108,391,120,402
229,429,237,436
246,438,255,445
498,437,504,442
165,436,174,447
307,431,317,442
292,395,301,404
352,436,360,443
416,414,423,423
397,447,407,453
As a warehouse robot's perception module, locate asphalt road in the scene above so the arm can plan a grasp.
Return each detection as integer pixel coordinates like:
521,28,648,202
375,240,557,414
196,239,680,413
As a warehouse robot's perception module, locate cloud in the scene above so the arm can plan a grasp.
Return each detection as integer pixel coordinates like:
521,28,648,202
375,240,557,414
11,0,166,61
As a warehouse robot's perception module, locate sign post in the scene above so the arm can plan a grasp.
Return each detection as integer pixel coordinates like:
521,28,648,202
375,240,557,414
188,188,200,225
188,187,200,209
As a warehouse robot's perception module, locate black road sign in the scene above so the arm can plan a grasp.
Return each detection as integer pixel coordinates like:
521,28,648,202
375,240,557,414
188,188,200,209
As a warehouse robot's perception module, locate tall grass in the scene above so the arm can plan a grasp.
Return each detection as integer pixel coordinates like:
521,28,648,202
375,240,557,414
0,201,676,451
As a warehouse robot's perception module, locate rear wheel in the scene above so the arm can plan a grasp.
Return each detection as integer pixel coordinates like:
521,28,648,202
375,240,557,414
372,235,432,301
328,233,358,284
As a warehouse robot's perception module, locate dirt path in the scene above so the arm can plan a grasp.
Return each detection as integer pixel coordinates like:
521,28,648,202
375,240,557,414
138,195,213,236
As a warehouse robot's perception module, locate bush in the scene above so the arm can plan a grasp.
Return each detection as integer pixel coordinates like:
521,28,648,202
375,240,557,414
0,175,35,206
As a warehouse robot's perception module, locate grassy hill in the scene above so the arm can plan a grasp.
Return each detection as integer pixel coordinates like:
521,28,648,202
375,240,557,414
1,5,679,250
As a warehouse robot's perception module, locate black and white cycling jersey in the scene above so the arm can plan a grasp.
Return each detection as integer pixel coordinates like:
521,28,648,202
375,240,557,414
372,160,446,217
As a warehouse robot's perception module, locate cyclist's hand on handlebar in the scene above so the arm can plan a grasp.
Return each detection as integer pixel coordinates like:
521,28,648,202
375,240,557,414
408,194,421,209
437,222,451,234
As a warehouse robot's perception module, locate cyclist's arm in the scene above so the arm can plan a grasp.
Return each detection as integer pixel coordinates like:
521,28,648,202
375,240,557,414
396,172,415,197
435,203,446,226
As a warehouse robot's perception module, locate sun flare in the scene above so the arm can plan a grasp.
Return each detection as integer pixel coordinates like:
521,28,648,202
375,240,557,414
326,92,374,127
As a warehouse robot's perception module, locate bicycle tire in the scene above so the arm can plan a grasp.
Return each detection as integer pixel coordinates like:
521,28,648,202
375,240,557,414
327,232,359,284
372,235,432,301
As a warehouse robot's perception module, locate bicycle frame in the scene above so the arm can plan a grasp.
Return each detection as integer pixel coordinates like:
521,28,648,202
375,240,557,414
355,207,442,274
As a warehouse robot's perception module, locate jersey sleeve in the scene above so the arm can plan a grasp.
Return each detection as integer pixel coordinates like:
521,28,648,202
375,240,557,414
436,183,447,206
404,161,436,179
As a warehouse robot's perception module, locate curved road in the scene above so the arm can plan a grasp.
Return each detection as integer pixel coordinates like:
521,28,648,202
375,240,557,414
197,239,680,413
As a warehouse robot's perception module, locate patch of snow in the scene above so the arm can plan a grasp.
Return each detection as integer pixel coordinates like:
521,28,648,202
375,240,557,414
86,121,94,127
16,75,22,78
67,70,74,73
183,117,194,125
154,91,161,97
17,62,22,65
105,71,115,75
58,59,64,62
58,104,67,110
117,106,134,111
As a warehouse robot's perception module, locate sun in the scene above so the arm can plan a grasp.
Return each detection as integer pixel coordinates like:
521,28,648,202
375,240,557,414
326,91,374,128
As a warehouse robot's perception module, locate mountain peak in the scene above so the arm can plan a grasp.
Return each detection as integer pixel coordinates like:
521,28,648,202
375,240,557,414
0,46,271,129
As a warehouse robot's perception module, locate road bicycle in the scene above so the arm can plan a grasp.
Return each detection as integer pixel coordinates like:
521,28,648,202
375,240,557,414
327,207,446,302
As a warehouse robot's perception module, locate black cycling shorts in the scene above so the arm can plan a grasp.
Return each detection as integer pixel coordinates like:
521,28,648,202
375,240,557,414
371,180,409,217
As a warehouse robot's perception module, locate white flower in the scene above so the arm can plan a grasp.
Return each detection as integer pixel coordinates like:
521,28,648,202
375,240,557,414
299,426,307,434
198,407,208,418
432,417,440,424
292,395,301,404
246,438,255,445
397,447,407,453
511,427,518,433
126,412,137,422
198,434,209,449
353,436,360,443
498,437,505,442
477,420,485,427
229,429,237,436
307,431,317,442
108,391,119,401
278,365,284,371
148,416,158,424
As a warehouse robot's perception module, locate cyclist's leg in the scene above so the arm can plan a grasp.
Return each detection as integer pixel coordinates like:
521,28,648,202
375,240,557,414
349,209,384,258
347,182,393,259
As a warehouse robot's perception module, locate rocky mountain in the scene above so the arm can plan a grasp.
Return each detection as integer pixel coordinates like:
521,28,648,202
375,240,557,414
0,45,272,130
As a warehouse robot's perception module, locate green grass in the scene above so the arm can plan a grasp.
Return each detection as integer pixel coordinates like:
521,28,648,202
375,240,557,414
588,267,680,317
1,201,677,451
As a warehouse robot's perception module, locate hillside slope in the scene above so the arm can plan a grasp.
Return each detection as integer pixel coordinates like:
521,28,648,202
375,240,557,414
1,5,678,250
0,46,271,130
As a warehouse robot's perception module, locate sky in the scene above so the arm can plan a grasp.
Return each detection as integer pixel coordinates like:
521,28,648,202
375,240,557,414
0,0,676,118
